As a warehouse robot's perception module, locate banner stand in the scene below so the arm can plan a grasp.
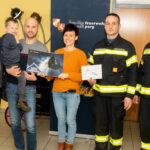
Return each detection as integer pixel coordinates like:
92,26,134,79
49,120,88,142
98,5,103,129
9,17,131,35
49,131,95,140
50,0,111,138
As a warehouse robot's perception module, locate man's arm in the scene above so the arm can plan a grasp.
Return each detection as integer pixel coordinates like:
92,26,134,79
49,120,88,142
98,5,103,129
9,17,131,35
132,51,145,105
123,43,138,110
125,43,138,98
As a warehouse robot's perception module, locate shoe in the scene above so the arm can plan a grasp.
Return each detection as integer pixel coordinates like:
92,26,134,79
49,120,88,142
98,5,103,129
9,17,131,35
65,142,73,150
16,101,21,109
16,99,31,112
58,142,65,150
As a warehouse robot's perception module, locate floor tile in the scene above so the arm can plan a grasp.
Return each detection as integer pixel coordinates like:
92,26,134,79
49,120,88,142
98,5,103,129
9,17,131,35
0,110,142,150
130,121,141,150
123,121,134,150
0,146,16,150
73,138,91,150
44,136,57,150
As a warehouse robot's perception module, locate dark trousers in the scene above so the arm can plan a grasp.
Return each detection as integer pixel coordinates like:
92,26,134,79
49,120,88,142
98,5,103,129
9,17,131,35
93,95,125,150
7,64,26,100
139,97,150,150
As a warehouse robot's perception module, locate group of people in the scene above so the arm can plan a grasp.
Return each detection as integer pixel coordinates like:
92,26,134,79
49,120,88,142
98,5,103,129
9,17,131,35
0,12,150,150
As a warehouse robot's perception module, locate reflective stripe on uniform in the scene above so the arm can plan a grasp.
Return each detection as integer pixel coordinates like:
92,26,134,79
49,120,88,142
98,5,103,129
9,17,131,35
110,137,123,146
141,59,144,65
93,84,128,93
143,49,150,55
127,86,136,95
140,87,150,95
95,134,109,142
136,84,142,92
88,55,94,64
141,141,150,149
126,55,138,67
93,84,136,94
93,49,128,56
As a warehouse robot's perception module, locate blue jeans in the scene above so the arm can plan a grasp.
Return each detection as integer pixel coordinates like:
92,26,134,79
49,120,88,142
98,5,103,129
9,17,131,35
52,91,80,143
6,82,36,150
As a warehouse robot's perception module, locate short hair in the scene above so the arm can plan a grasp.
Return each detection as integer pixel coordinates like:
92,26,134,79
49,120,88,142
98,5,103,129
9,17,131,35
5,17,18,27
105,13,120,24
63,23,79,36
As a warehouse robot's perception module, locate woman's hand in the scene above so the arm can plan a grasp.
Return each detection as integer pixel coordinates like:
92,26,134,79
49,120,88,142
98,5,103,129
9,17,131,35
24,71,37,81
37,72,46,78
58,73,69,80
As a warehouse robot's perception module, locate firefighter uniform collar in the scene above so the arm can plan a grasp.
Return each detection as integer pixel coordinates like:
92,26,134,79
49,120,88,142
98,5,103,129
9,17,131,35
104,35,122,47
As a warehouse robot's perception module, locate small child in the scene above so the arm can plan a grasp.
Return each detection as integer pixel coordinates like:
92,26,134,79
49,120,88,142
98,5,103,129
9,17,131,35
2,17,31,111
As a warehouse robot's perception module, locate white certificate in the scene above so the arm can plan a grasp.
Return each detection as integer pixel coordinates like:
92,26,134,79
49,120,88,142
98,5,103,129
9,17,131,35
81,64,102,80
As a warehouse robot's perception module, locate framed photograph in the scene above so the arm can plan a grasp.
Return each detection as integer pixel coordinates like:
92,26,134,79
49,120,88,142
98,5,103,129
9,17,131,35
26,49,64,77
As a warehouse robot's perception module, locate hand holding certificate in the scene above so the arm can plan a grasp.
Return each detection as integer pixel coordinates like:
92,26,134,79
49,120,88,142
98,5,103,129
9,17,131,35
81,64,102,80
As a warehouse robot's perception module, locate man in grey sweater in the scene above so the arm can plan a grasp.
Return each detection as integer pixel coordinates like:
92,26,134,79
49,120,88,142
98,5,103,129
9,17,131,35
6,17,48,150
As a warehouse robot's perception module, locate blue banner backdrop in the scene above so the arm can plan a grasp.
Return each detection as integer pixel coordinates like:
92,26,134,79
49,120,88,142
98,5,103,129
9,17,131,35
51,0,111,54
50,0,111,135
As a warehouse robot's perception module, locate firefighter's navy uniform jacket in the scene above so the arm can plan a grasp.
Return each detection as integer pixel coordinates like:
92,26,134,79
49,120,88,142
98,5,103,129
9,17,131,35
136,43,150,150
88,35,138,150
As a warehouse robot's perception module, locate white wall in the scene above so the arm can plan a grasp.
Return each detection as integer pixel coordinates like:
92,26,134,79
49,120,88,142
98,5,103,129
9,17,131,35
116,0,150,4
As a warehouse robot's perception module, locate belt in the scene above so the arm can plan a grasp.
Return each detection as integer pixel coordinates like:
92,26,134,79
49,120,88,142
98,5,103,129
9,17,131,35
64,90,76,93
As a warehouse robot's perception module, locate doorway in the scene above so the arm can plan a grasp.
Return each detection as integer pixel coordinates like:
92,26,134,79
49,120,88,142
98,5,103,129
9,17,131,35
116,8,150,120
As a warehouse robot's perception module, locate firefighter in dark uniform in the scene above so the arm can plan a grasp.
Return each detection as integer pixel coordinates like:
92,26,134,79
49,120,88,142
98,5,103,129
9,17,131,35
88,13,138,150
133,43,150,150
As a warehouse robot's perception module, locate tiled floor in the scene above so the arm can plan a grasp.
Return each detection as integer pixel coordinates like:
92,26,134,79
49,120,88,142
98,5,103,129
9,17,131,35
0,109,141,150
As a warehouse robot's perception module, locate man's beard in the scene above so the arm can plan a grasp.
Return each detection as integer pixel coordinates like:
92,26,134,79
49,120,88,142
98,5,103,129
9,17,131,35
25,32,37,39
107,32,118,37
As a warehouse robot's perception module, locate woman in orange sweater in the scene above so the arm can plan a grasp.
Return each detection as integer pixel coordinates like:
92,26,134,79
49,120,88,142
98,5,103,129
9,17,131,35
52,24,87,150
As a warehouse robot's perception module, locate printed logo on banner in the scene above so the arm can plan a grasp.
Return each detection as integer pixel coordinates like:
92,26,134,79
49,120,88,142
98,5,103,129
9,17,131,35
52,18,104,32
53,18,65,31
69,20,104,30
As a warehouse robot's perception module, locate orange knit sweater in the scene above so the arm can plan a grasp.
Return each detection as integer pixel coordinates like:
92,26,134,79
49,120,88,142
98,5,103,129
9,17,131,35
51,48,88,93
